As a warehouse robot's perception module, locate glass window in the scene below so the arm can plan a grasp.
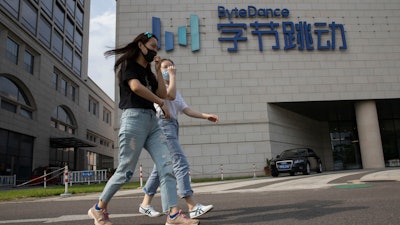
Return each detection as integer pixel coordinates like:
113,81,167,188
103,108,111,125
39,15,52,48
1,100,17,113
64,42,73,67
69,85,76,101
52,72,58,90
21,0,38,35
66,0,75,15
89,97,99,116
73,51,81,75
54,3,65,31
52,30,63,58
60,78,67,96
23,51,34,74
0,0,20,19
74,29,82,51
20,107,32,119
6,37,19,64
65,16,74,41
51,106,75,134
41,0,53,17
0,76,33,118
75,6,83,28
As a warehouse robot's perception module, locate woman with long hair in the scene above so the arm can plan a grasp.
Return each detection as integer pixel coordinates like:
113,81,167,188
87,32,199,225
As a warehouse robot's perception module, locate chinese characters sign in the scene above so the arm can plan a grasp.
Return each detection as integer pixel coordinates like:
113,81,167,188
217,6,347,52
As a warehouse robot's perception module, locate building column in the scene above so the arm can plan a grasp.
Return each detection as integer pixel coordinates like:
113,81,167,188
354,100,385,169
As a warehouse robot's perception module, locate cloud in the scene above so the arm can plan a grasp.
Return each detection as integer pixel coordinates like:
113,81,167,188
88,11,116,100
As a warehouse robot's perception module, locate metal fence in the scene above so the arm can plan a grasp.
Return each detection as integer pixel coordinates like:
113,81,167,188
65,169,108,185
0,175,16,187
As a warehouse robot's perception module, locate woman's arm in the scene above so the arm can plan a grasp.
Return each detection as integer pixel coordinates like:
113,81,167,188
165,65,176,100
183,107,219,123
154,56,167,99
128,79,170,118
128,79,164,105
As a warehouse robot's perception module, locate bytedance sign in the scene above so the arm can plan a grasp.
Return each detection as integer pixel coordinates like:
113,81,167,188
217,5,348,52
151,5,347,53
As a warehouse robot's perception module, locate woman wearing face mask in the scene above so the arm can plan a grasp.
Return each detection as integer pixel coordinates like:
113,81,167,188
87,33,199,225
138,59,218,220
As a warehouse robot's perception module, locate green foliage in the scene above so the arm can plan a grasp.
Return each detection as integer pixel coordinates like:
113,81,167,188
0,182,140,201
266,158,271,166
0,177,253,201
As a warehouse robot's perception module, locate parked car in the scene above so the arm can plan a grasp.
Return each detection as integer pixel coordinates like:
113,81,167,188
270,148,323,177
30,166,63,185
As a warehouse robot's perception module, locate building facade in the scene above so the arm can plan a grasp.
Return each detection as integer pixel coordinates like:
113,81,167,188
0,0,115,183
115,0,400,179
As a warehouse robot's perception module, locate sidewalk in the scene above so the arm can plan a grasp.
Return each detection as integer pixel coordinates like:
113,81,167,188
17,168,400,203
359,168,400,182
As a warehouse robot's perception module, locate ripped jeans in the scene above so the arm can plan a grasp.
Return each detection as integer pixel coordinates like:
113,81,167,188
99,108,177,211
143,118,193,212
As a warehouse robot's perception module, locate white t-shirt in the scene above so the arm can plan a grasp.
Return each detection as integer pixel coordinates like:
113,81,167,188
155,88,188,120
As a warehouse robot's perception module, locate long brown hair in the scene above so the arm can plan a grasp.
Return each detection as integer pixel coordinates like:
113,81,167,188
104,32,158,83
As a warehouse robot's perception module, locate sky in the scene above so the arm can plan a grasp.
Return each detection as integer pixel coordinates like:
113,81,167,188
88,0,116,100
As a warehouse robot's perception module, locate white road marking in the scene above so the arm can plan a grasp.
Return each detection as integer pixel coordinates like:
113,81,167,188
0,213,142,224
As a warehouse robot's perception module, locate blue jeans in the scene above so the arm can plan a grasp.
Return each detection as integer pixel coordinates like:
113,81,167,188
99,109,177,211
143,118,193,212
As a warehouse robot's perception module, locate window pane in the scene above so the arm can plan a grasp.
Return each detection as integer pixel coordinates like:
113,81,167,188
21,0,38,35
23,51,34,74
75,6,83,28
74,29,82,51
41,0,53,17
52,30,63,58
64,43,73,67
1,100,17,113
66,0,75,15
61,79,67,96
52,72,58,90
39,15,52,48
6,38,19,64
69,85,76,101
0,0,20,19
20,107,33,119
73,52,81,75
54,3,65,31
57,106,67,123
65,17,74,41
0,76,19,101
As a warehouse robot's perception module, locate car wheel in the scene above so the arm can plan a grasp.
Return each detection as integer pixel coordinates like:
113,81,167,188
271,169,279,177
317,162,323,173
303,162,310,175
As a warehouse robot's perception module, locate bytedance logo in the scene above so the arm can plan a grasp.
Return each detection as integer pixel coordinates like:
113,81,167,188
152,15,200,52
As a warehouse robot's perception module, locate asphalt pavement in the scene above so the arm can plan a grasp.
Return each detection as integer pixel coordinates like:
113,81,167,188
0,168,399,225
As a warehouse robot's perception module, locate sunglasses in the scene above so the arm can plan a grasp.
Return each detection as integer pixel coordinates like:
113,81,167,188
144,32,153,38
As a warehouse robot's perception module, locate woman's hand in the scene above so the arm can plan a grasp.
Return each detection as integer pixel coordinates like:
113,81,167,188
160,104,171,119
154,56,161,72
206,114,219,123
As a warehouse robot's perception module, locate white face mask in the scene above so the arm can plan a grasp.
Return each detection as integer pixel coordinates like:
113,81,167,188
162,69,170,81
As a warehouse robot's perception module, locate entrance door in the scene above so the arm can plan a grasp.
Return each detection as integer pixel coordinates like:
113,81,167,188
330,121,362,170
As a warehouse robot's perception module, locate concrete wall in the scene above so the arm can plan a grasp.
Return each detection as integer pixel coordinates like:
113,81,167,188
115,0,400,179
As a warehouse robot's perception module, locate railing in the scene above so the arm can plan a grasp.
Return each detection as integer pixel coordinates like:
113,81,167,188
0,175,16,187
65,169,108,185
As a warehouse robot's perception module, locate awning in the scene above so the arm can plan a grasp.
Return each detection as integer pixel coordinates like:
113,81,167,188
50,137,96,148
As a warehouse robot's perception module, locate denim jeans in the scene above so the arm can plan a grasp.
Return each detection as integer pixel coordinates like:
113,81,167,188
99,109,177,211
143,118,193,212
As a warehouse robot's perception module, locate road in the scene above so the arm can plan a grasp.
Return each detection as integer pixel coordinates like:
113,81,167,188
0,170,399,225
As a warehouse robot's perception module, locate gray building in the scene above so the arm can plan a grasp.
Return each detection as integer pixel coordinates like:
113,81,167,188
0,0,115,183
115,0,400,179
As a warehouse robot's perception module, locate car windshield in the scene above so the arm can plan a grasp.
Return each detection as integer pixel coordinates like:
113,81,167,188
280,149,307,158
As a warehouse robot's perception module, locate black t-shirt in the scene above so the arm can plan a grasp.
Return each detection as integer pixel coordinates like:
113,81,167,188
119,62,158,110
